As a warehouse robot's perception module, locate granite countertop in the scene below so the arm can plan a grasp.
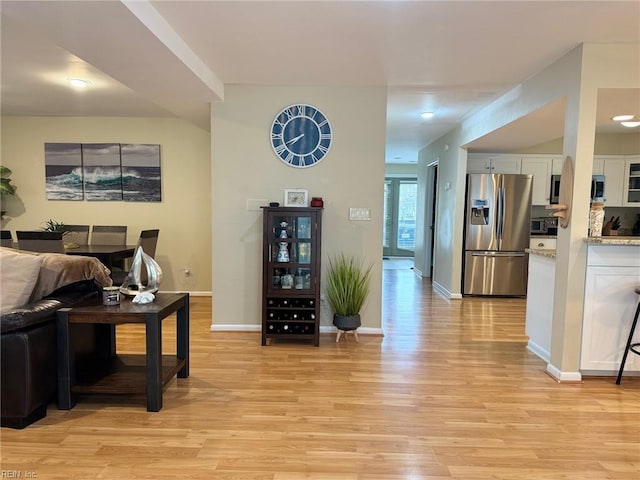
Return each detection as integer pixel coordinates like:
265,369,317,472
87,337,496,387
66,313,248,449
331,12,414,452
526,248,556,259
583,236,640,246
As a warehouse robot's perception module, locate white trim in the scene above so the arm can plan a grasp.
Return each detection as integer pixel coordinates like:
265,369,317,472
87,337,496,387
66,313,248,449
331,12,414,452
545,363,582,382
527,341,550,363
210,324,384,335
161,290,211,297
432,281,462,299
210,324,260,332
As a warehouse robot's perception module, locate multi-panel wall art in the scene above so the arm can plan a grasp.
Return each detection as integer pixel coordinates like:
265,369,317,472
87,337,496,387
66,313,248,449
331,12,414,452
44,143,161,202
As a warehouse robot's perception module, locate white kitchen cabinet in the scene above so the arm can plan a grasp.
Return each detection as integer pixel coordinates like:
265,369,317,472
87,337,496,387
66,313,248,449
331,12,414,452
581,245,640,374
521,157,552,205
601,157,626,207
592,156,605,175
467,154,521,174
551,157,564,175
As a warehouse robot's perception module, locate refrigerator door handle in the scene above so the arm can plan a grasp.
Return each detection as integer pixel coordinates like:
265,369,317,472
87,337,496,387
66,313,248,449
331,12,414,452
470,252,526,257
495,187,504,240
499,186,506,240
495,185,502,240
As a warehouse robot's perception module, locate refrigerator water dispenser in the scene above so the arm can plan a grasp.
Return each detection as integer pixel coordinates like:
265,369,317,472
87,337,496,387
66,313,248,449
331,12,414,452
470,199,489,225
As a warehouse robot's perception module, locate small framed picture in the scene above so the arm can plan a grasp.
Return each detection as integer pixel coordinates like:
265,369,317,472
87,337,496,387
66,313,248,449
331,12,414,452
284,188,309,207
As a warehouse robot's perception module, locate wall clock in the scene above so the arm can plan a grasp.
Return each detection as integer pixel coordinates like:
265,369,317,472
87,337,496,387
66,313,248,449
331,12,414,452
270,104,332,168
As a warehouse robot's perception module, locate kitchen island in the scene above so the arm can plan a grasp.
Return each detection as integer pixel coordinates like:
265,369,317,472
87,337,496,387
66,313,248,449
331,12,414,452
581,237,640,375
525,237,640,377
524,248,556,362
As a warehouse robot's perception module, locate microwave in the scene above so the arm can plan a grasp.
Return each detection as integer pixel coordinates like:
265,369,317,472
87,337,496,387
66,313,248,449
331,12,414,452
550,174,605,204
531,217,558,235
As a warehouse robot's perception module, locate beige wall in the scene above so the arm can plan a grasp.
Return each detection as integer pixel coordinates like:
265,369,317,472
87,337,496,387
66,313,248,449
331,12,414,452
211,85,386,331
0,116,212,293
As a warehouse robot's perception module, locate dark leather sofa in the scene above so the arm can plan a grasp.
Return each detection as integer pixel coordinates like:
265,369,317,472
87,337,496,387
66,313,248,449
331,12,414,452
1,280,101,429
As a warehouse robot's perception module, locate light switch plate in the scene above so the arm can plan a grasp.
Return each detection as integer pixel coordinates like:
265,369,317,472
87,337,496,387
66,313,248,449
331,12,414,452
349,207,371,221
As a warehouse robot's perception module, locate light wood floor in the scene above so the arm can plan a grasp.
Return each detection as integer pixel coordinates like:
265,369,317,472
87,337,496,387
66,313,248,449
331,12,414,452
2,265,639,479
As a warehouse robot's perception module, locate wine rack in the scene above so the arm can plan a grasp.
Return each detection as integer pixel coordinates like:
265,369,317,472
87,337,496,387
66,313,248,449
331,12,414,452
261,207,322,346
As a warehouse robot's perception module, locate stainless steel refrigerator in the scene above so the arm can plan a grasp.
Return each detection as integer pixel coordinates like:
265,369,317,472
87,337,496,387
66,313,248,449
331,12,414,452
463,173,532,296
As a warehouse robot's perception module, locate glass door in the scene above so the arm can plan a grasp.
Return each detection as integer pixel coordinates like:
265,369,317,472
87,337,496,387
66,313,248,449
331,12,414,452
383,178,417,257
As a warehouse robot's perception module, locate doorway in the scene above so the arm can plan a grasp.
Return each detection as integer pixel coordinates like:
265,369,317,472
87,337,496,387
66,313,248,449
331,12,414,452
423,162,438,277
383,177,417,257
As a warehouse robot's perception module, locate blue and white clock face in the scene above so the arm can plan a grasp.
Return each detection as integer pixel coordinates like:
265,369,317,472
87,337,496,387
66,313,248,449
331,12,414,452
270,104,332,168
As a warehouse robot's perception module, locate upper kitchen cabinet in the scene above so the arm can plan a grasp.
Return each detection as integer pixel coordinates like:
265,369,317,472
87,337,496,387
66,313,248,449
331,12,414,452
624,156,640,205
600,156,626,207
467,154,521,174
521,156,553,205
592,157,605,175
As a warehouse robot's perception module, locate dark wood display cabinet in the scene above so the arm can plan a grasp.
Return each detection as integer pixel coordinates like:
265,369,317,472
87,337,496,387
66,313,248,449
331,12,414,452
262,207,322,346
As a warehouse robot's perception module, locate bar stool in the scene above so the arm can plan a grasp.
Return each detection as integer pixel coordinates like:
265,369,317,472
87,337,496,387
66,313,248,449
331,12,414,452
616,287,640,385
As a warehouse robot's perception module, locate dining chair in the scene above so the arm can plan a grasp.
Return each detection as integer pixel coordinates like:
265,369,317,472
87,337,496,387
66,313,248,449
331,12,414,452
64,224,90,245
90,225,127,245
16,231,65,253
1,230,13,248
111,229,159,285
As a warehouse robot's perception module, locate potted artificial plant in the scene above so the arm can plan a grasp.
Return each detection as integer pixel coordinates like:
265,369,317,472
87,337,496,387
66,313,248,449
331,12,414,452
42,219,69,235
325,253,373,332
0,166,16,219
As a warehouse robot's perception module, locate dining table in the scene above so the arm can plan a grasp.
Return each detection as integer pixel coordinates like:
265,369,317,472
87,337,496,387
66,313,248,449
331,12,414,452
64,244,137,272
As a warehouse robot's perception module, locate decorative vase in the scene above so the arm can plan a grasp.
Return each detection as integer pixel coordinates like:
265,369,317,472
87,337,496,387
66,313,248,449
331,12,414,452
589,202,605,237
333,314,361,331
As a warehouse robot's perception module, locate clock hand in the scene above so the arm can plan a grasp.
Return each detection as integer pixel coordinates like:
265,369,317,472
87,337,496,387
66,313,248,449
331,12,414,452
285,133,305,145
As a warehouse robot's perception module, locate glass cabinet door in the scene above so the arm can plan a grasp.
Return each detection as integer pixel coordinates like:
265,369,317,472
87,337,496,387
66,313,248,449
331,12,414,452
627,161,640,204
267,213,314,294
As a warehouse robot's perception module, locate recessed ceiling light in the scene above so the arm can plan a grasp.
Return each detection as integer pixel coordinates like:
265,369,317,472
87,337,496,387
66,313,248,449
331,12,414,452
612,114,635,122
620,121,640,128
421,112,434,119
68,78,90,88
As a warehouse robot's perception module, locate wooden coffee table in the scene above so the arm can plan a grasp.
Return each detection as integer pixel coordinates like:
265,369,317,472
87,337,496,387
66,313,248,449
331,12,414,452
56,292,189,412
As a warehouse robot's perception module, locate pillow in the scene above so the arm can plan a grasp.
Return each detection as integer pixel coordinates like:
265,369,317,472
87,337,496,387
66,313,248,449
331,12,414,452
30,253,112,301
0,247,44,312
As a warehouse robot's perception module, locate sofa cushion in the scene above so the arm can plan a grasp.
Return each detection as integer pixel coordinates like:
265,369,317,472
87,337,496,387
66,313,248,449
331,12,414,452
0,248,43,313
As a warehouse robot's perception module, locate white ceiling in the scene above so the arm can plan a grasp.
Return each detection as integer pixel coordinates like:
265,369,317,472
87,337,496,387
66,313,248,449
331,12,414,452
1,1,639,163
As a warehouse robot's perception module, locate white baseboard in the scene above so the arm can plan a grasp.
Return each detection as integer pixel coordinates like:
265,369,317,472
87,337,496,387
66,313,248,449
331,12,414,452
527,341,550,363
545,363,582,382
210,324,260,332
162,290,211,297
432,281,462,299
211,324,384,335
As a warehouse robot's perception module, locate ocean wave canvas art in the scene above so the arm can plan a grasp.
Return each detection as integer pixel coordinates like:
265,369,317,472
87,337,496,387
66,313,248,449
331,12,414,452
82,143,123,201
45,143,84,200
121,144,161,202
44,142,161,203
